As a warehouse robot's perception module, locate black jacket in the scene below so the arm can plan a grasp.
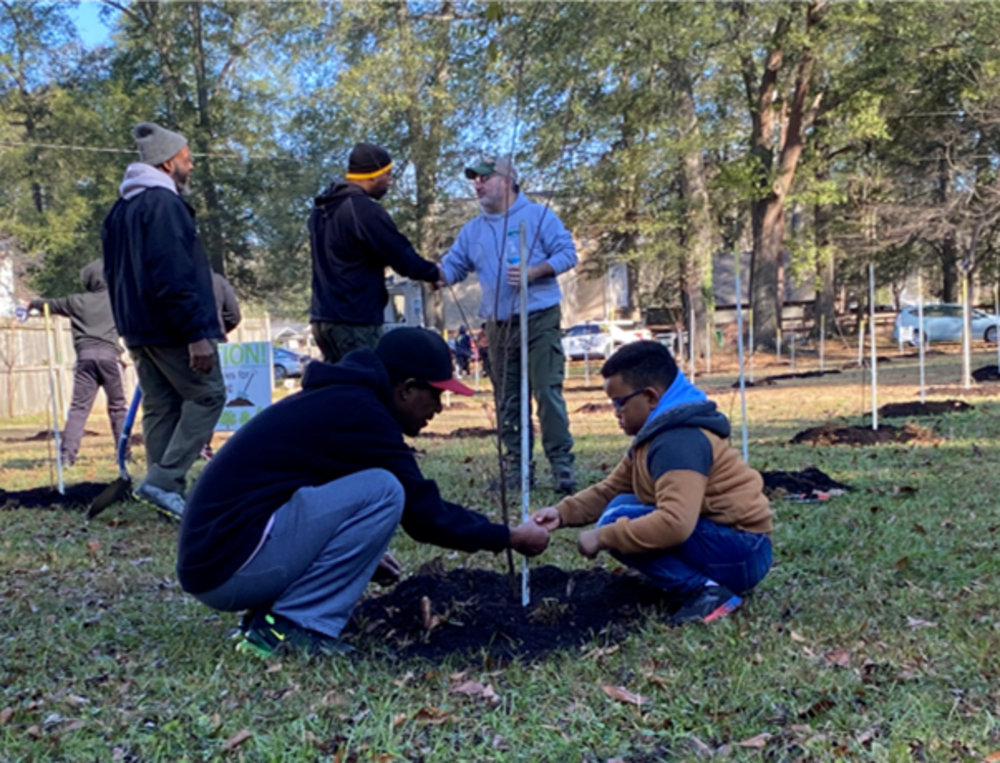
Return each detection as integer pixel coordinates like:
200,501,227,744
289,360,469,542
101,187,223,348
211,271,242,337
177,349,511,594
308,181,439,325
30,260,121,358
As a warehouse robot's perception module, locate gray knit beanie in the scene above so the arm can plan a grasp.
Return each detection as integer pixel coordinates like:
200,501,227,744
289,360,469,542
134,122,188,167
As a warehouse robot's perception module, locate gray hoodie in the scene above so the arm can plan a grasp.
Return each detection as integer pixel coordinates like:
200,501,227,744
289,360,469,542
29,260,122,358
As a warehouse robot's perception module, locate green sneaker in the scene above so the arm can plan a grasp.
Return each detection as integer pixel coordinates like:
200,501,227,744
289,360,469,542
235,611,354,658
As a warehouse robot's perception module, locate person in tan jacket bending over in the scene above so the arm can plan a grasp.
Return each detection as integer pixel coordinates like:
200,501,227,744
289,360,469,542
531,341,773,625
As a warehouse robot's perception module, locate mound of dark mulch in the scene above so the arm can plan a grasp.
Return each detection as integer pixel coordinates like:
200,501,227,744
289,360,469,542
879,400,972,418
759,467,849,500
422,426,497,439
576,402,613,413
345,564,672,663
790,422,932,447
732,369,842,388
973,365,1000,382
0,482,109,511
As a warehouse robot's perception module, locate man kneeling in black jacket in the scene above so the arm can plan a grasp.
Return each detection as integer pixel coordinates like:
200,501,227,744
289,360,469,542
178,328,549,657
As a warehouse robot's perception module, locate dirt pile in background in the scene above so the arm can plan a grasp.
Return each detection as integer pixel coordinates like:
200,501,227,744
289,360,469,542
791,422,933,446
878,400,972,417
759,467,849,500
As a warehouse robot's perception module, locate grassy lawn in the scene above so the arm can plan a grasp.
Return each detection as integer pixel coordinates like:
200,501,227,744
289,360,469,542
2,344,999,762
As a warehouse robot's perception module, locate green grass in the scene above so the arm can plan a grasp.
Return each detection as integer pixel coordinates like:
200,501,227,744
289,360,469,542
2,347,999,761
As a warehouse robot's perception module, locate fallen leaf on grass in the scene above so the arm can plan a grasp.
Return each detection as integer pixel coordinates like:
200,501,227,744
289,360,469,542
906,616,936,629
450,680,499,703
0,708,12,725
266,662,283,673
601,685,650,706
221,729,252,752
413,707,452,725
86,541,100,555
26,725,41,739
823,648,851,668
798,697,836,719
790,630,808,643
983,751,1000,762
894,557,910,570
736,733,772,749
420,596,443,632
392,713,407,728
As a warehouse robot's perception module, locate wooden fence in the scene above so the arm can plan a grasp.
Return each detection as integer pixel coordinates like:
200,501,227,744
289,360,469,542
0,316,269,421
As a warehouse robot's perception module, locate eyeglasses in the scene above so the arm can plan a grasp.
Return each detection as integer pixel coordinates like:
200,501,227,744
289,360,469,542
610,389,644,413
472,173,496,183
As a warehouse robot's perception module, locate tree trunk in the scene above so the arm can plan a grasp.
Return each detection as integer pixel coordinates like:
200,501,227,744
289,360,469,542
814,179,837,338
675,63,714,360
188,3,225,275
940,234,959,302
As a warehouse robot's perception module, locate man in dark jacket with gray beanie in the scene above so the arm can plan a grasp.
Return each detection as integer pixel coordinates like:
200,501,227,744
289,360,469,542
102,122,225,520
308,142,442,363
28,260,127,467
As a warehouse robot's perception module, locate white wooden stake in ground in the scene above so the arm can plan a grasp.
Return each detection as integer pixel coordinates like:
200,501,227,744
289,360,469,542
42,303,65,495
869,263,878,430
518,222,531,607
961,275,971,390
734,261,749,462
918,274,926,403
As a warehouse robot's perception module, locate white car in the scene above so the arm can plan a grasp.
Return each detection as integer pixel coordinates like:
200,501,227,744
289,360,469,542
561,321,652,360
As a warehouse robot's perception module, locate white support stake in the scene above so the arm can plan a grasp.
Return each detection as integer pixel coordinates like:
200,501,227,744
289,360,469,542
819,314,826,373
43,304,65,495
869,263,878,430
734,261,749,462
961,275,971,390
518,222,531,607
918,274,926,403
995,286,1000,375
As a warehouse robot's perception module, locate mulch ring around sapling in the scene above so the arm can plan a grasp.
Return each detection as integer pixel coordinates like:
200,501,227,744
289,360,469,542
0,482,109,511
3,429,100,442
878,400,973,418
732,369,842,388
759,466,850,501
790,422,934,447
345,564,674,663
576,401,613,414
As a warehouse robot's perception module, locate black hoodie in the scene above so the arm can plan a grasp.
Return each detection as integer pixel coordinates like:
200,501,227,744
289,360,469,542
177,348,511,594
308,181,440,325
29,260,121,358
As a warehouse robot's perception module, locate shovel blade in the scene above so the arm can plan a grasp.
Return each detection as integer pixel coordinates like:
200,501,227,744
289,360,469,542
87,478,132,520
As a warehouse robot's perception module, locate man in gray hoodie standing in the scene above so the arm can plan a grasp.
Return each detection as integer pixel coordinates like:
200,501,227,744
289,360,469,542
28,260,127,467
102,123,225,519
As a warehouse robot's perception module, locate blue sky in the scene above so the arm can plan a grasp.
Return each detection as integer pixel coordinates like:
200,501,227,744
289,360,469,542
68,1,111,48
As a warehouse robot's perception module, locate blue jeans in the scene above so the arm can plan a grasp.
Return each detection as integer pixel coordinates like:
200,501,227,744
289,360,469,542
596,494,772,598
195,469,405,638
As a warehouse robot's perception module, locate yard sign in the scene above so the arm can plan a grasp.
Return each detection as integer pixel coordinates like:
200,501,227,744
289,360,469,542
215,342,273,432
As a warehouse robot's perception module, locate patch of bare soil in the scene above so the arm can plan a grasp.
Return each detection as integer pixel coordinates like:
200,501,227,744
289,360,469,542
790,422,933,446
0,482,109,511
972,365,1000,382
4,429,100,442
733,369,842,388
576,402,613,414
421,426,497,439
878,400,972,418
759,467,850,500
345,564,673,663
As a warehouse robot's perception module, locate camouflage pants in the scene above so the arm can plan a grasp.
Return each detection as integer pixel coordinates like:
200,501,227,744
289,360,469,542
311,322,383,364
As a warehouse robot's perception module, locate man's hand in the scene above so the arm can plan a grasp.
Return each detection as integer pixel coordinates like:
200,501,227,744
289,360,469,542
510,519,550,557
506,262,554,288
429,265,448,292
531,506,562,532
577,528,604,559
371,551,402,587
188,339,216,374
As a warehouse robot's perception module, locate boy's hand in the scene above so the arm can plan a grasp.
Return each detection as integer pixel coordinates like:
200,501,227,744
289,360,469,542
577,528,604,559
531,506,562,532
371,552,402,587
510,520,550,557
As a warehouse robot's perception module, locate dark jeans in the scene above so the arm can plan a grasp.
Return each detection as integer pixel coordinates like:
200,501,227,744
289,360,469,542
130,343,225,494
62,353,128,464
487,304,573,471
311,321,383,364
596,494,773,598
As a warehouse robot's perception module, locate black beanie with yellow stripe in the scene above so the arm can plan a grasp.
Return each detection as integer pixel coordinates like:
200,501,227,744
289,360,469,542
346,142,392,180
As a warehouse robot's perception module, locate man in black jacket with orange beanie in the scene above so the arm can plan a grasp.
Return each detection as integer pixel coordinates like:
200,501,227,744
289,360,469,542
308,142,442,363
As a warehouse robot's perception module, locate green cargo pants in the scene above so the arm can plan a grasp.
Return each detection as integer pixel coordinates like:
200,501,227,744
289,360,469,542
130,342,226,495
487,304,573,472
312,321,383,364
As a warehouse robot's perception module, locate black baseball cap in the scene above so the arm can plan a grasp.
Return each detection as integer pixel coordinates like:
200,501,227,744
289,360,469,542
376,328,474,396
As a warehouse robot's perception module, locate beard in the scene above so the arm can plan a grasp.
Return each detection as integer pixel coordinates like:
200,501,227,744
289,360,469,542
171,167,191,196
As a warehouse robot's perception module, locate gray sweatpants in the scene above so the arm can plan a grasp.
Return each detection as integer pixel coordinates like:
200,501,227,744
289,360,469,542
194,469,405,638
